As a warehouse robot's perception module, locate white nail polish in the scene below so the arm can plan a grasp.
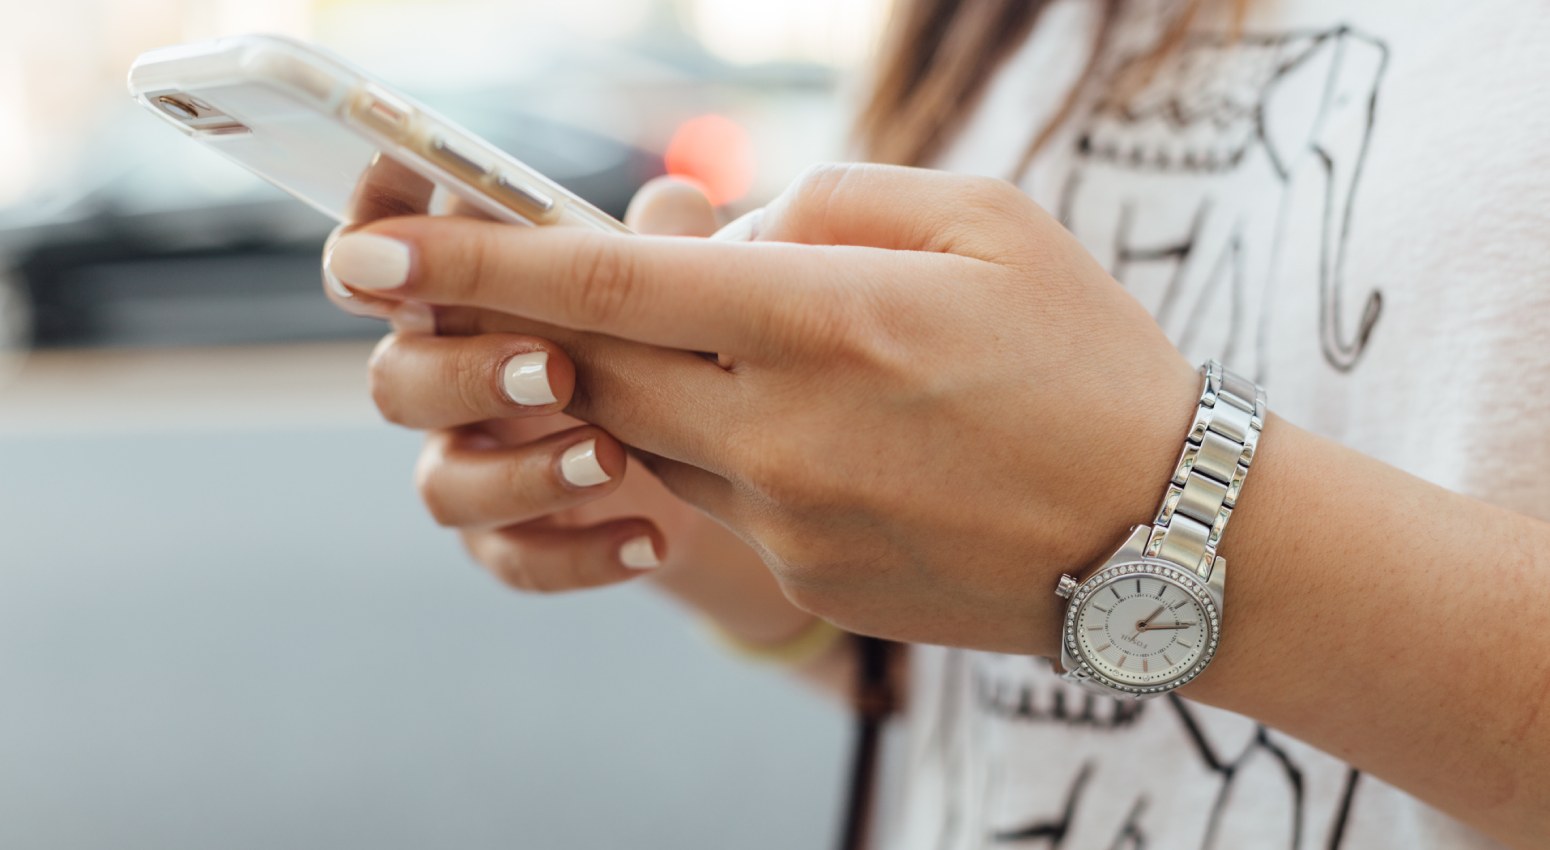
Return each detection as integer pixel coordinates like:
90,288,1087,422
619,535,660,570
502,351,557,406
326,233,411,290
712,209,763,242
559,439,610,487
323,266,354,299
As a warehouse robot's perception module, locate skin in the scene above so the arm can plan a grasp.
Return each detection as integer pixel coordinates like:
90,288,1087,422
325,164,1550,847
327,175,859,694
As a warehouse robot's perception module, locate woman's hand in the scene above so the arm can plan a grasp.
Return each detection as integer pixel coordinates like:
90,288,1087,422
325,165,1550,845
328,179,820,650
326,164,1202,656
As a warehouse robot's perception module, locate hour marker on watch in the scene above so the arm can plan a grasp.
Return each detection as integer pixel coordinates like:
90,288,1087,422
1088,626,1104,631
1142,659,1149,673
1117,654,1128,669
1179,642,1194,649
1094,605,1111,614
1163,653,1174,666
1095,644,1111,653
1135,579,1141,594
1155,582,1166,598
1112,587,1122,601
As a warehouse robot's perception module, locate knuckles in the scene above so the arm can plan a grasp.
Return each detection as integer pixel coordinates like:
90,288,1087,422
959,173,1029,212
412,442,461,528
566,239,639,329
787,162,854,215
450,342,497,417
473,537,545,593
366,335,410,426
471,534,615,596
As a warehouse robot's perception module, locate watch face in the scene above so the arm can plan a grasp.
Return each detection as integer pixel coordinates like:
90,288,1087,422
1067,561,1220,694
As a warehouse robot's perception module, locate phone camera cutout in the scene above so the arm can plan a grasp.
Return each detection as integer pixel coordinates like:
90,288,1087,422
155,95,200,120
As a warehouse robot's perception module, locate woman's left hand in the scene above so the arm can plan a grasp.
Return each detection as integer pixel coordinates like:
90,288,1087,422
328,163,1203,656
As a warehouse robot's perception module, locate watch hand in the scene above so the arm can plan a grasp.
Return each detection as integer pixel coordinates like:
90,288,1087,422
1136,604,1166,631
1146,622,1197,630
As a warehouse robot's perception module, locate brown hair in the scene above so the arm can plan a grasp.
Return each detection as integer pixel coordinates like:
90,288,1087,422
855,0,1246,176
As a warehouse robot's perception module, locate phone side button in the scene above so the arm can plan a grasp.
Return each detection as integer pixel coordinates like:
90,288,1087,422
429,136,490,180
491,173,558,223
353,85,412,136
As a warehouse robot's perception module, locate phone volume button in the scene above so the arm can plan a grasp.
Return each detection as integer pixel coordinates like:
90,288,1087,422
428,135,490,178
491,173,557,221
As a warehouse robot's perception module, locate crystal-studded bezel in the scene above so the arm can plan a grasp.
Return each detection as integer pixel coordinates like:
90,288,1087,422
1063,559,1221,696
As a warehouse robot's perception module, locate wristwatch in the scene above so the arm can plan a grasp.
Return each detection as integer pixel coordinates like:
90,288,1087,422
1052,359,1265,699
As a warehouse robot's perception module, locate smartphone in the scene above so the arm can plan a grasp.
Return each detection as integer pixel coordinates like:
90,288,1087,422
128,34,630,233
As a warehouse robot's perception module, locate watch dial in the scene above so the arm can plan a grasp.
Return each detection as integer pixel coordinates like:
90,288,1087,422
1074,569,1213,687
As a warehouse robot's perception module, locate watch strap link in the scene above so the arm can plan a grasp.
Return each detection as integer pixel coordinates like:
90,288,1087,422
1144,360,1265,579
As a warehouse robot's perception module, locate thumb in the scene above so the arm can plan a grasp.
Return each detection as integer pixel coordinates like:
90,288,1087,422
623,176,719,237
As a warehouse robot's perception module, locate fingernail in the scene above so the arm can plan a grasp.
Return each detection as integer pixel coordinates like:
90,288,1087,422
559,438,610,487
323,265,354,299
712,208,763,242
326,233,411,290
390,301,436,335
618,535,660,570
501,351,557,406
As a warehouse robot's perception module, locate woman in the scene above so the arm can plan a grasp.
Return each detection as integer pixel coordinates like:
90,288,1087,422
319,0,1550,846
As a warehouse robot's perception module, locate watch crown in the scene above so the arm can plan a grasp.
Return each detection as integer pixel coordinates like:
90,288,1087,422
1055,574,1077,599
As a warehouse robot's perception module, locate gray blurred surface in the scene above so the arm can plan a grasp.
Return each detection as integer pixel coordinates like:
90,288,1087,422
0,427,845,850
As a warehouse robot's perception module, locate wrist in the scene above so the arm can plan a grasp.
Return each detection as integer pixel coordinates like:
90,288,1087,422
702,614,848,667
1032,357,1203,657
1173,410,1297,703
1047,360,1265,698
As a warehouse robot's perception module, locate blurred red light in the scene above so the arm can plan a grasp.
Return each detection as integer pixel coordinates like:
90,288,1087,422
663,114,755,207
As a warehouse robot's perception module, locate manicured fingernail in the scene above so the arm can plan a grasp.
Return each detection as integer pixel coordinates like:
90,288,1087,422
390,301,436,335
323,265,353,299
619,535,659,570
559,438,610,487
712,209,763,242
501,351,557,406
326,233,411,290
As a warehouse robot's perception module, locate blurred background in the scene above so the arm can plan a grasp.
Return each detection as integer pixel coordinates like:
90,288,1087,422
0,0,889,846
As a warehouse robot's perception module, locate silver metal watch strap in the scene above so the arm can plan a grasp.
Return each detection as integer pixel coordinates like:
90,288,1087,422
1143,360,1265,579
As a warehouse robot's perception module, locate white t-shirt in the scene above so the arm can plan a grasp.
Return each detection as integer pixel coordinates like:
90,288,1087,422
888,1,1550,848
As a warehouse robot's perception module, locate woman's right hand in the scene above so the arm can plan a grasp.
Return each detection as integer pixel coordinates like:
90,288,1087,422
337,177,820,648
368,178,727,589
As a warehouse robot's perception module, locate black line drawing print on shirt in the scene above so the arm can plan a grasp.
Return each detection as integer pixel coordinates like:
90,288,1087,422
1057,26,1388,376
976,665,1145,730
969,661,1365,850
919,27,1393,850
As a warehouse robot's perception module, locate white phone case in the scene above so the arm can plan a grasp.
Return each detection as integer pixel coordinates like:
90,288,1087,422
128,34,629,233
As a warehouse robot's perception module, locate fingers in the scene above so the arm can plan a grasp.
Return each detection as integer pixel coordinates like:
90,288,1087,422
628,449,741,524
462,518,664,593
624,176,720,237
416,425,626,529
371,329,738,468
323,215,849,357
368,333,573,429
322,224,404,319
755,162,1039,260
419,177,717,332
324,154,440,318
347,152,437,221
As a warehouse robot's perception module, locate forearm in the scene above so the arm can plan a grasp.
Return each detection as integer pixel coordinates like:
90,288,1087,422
1178,414,1550,847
